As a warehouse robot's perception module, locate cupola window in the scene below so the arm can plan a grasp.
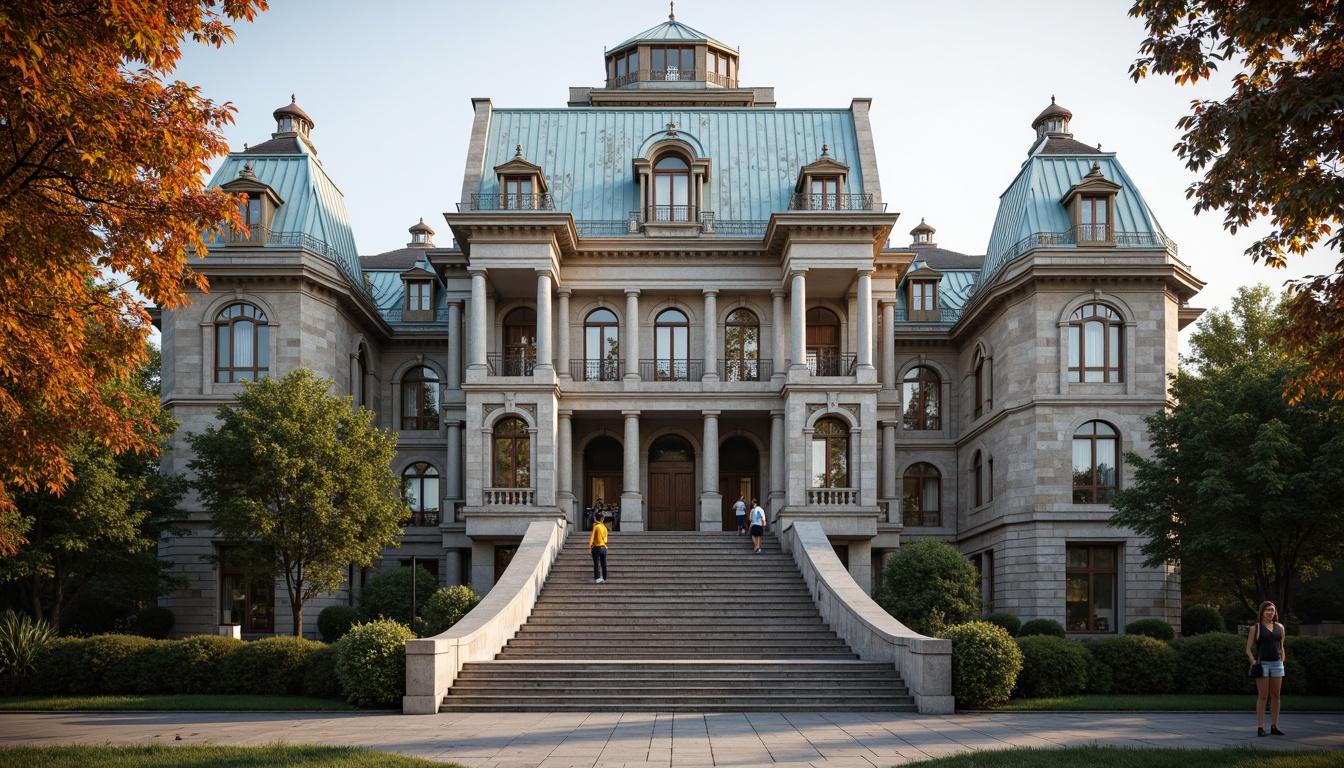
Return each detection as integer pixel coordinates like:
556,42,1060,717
610,49,639,88
708,49,736,87
650,46,694,81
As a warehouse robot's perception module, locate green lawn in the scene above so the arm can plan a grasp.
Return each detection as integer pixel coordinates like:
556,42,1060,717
0,745,457,767
0,694,356,712
903,746,1340,767
999,694,1344,711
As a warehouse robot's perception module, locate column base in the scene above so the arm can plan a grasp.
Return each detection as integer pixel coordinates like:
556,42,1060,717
619,494,644,531
699,494,724,530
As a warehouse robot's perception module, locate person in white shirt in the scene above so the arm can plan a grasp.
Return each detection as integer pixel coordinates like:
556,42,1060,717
749,500,766,554
733,496,747,535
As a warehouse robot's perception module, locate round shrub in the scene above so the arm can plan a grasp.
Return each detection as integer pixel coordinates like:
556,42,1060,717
220,635,325,696
1018,619,1066,638
357,566,438,628
1283,636,1344,696
942,621,1023,709
303,643,344,700
154,634,244,694
1086,635,1178,695
1172,633,1254,695
318,605,360,643
983,613,1021,637
1124,618,1175,642
421,585,482,637
336,619,415,708
874,539,981,636
1013,636,1091,699
1222,602,1255,634
134,606,175,640
1181,605,1224,637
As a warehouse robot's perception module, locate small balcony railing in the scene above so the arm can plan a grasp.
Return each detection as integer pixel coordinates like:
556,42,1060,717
808,488,860,506
463,193,555,211
902,509,943,527
706,71,738,88
645,204,699,223
788,193,883,212
651,67,697,82
570,359,624,382
722,358,772,382
606,71,640,88
638,358,704,382
806,351,856,377
488,351,537,377
407,509,440,527
483,488,535,506
893,307,964,324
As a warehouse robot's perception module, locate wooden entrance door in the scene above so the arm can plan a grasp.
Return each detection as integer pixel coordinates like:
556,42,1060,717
649,461,695,530
718,435,760,531
719,476,755,531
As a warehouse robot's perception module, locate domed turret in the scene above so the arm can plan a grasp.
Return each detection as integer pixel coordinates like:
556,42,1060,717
1032,96,1073,140
408,218,435,248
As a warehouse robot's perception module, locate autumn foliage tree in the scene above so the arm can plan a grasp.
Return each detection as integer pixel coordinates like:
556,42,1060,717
1128,0,1344,402
0,1,267,554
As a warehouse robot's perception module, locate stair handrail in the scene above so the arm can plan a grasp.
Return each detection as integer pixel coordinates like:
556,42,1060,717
781,521,955,714
403,518,568,713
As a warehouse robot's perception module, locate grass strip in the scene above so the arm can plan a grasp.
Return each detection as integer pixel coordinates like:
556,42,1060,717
997,694,1344,711
0,694,355,712
0,745,458,767
903,746,1338,767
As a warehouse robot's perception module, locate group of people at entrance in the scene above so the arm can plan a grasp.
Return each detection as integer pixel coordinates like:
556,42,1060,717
733,496,766,553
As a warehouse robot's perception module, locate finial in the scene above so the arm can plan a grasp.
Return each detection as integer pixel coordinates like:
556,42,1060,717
291,93,296,103
515,144,523,158
1051,94,1056,104
821,143,830,157
669,1,675,20
243,142,249,151
1097,143,1102,150
419,217,425,223
1091,161,1101,171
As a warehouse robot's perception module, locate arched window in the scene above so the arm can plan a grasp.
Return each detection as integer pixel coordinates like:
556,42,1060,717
1068,304,1123,382
903,462,941,527
973,349,991,419
402,462,440,526
214,303,269,383
806,307,841,376
503,307,537,376
724,308,761,382
654,308,689,380
902,366,941,430
493,418,531,489
651,155,691,222
401,366,440,430
972,450,984,507
583,308,620,381
810,418,850,488
1073,421,1119,503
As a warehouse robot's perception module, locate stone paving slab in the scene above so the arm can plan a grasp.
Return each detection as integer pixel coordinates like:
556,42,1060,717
0,711,1341,766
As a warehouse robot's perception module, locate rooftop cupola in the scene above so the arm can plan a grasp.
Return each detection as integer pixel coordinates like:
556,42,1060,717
273,95,317,153
909,218,937,247
602,3,739,90
1032,96,1073,141
408,218,435,248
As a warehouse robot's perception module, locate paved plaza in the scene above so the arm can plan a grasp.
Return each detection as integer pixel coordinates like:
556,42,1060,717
1,710,1342,766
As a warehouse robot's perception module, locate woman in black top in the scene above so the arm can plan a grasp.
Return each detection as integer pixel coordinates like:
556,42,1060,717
1244,600,1286,737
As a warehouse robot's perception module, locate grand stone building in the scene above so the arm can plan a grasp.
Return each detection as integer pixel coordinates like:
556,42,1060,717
157,14,1202,638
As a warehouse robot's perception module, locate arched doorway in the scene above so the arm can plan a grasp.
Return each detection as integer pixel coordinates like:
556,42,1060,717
583,436,622,531
719,436,759,531
648,435,696,530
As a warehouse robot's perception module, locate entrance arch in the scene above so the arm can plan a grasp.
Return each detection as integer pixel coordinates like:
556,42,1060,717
583,436,622,531
648,435,696,530
719,436,759,530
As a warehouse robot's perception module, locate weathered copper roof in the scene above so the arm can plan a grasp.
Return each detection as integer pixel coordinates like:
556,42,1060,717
1031,96,1072,130
274,96,315,127
611,18,732,51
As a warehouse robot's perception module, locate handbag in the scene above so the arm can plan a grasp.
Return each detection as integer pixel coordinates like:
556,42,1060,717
1248,661,1263,678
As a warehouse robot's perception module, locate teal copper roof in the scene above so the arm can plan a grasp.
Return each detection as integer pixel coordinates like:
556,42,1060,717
364,260,448,325
894,269,978,322
207,148,364,287
611,19,731,50
476,108,861,222
980,151,1172,287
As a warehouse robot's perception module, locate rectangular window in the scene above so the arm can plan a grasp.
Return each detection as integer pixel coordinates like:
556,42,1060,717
1081,197,1110,241
406,281,431,312
911,281,937,312
1065,544,1118,633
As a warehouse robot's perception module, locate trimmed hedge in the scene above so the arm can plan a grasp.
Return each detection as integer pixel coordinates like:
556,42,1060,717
421,586,482,637
1283,636,1344,696
983,613,1022,637
1181,605,1224,637
1018,619,1065,638
31,637,84,695
1172,633,1255,695
943,621,1023,709
318,605,360,643
142,635,243,695
303,643,344,700
336,620,415,707
134,606,175,640
1125,618,1175,642
1014,635,1090,699
1085,635,1178,695
220,635,325,696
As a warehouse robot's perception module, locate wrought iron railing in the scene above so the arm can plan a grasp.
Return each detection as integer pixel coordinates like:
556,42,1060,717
606,71,640,88
638,358,704,382
570,359,624,382
487,352,537,377
706,71,737,87
714,219,769,237
381,307,453,324
807,488,859,506
483,488,535,506
902,509,942,527
462,193,556,211
222,225,375,304
408,509,440,527
788,193,883,212
651,67,697,81
570,217,767,238
973,226,1180,299
722,358,772,381
893,307,964,324
645,204,698,223
806,351,857,377
575,220,639,237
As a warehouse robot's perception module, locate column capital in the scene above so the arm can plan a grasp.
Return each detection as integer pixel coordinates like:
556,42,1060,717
857,268,874,278
701,410,721,418
770,411,785,421
788,268,808,280
557,286,573,297
468,267,488,277
624,288,641,298
771,288,787,299
621,410,641,418
702,288,719,297
534,268,554,279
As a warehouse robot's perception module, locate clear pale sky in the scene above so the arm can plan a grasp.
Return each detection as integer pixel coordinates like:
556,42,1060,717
172,0,1337,352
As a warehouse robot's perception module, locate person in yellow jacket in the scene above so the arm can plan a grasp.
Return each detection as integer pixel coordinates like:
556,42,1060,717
589,511,609,583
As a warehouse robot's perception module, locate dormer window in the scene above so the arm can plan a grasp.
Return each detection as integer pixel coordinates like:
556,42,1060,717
792,146,854,211
407,281,432,312
1081,196,1110,242
1060,162,1122,246
653,155,692,221
912,281,937,312
220,162,282,244
483,147,551,211
904,256,943,322
504,177,533,209
811,177,840,210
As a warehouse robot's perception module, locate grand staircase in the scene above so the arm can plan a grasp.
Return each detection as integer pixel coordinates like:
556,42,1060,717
439,531,915,712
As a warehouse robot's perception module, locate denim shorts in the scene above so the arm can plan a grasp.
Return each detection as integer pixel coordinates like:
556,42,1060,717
1260,660,1285,678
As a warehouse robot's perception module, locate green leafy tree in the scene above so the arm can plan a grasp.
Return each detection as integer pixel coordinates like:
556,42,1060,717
187,370,408,636
0,345,186,629
1110,286,1344,620
1129,0,1344,401
874,538,981,636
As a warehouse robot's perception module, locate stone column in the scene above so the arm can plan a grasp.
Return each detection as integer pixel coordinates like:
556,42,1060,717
882,420,897,522
468,269,488,371
557,411,574,522
447,301,463,389
624,289,640,381
700,410,721,528
769,411,785,517
857,269,874,369
621,411,643,530
557,288,571,380
881,300,896,390
702,290,718,381
790,271,807,371
534,270,554,377
446,420,463,507
445,549,463,586
771,289,786,379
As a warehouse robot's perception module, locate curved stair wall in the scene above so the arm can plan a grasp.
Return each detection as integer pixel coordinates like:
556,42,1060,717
782,521,955,714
